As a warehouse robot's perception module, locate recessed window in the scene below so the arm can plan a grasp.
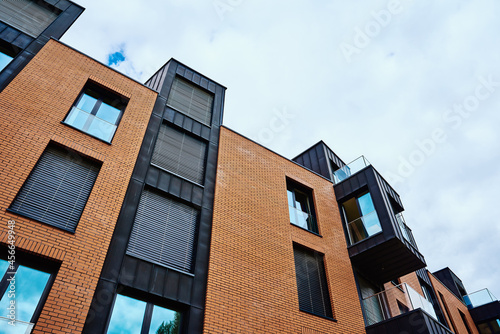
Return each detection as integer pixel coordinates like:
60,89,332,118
127,190,199,273
107,294,180,334
342,191,382,244
64,83,127,143
293,245,333,319
0,257,56,331
287,180,318,233
9,143,101,232
0,42,16,73
167,77,213,126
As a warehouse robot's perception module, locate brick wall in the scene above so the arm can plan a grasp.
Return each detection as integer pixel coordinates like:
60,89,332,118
0,39,157,333
429,272,478,334
204,127,365,333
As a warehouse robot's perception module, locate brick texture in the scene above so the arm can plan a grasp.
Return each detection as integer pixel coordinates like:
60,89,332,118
429,272,479,334
0,39,157,333
204,127,365,333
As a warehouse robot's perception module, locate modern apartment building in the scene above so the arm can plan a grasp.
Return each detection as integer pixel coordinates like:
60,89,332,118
0,1,498,334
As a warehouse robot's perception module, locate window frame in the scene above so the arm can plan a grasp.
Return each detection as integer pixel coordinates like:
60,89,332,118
105,291,182,334
286,179,319,234
63,82,128,143
0,247,58,328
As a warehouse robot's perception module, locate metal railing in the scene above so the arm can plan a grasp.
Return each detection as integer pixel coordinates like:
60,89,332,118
346,210,382,244
395,213,418,249
0,316,34,333
362,283,437,326
333,156,370,184
464,288,498,309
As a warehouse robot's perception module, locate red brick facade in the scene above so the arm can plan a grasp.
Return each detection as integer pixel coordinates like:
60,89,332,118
204,127,366,333
0,39,157,333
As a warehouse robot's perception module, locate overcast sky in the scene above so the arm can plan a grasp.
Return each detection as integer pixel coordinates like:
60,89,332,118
62,0,500,299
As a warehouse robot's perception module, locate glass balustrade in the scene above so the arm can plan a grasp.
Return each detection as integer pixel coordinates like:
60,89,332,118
333,156,370,184
464,288,498,309
346,211,382,244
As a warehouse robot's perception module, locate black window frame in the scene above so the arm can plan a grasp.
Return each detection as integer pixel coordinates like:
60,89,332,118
105,290,182,334
286,179,319,234
292,244,334,320
8,142,102,233
0,246,59,328
63,81,128,144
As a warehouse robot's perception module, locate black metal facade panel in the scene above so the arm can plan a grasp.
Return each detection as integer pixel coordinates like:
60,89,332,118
292,142,330,179
9,144,100,233
366,309,453,334
85,59,225,334
469,301,500,323
416,268,433,287
432,268,467,300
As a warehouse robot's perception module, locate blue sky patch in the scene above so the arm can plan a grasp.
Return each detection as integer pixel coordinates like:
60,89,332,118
108,49,125,66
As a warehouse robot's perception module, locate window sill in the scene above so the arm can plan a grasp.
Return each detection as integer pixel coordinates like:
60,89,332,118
299,309,337,322
290,223,322,237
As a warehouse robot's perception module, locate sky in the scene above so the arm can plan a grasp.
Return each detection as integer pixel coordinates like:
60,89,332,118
61,0,500,299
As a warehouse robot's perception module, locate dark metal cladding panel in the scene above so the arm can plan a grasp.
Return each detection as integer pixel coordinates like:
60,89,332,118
120,255,138,286
187,306,204,334
164,270,180,300
469,300,500,323
133,260,153,291
41,4,83,39
145,167,159,188
416,268,432,287
12,32,33,49
131,114,162,182
157,169,171,193
150,266,166,296
178,275,193,304
366,309,453,334
83,279,116,334
0,26,20,42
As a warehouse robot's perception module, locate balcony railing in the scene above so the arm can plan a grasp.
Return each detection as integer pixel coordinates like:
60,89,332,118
346,211,382,244
333,156,370,184
65,106,117,142
395,213,418,249
362,283,437,326
0,316,34,333
289,206,317,232
464,288,498,309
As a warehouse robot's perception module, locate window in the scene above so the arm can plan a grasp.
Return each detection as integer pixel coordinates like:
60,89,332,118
397,300,410,314
477,319,500,334
342,191,382,244
107,294,180,334
459,310,473,334
439,292,458,333
0,0,60,38
0,46,14,73
127,190,199,273
0,257,56,331
64,83,127,143
293,245,333,319
287,180,318,233
167,77,213,126
151,124,207,184
9,143,101,232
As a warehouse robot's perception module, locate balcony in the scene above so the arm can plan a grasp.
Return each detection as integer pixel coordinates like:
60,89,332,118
334,163,425,284
465,289,498,309
363,284,451,334
333,156,370,184
465,289,500,326
0,316,34,333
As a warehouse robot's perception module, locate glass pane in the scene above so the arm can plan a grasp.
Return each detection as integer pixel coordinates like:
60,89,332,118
107,295,146,334
363,212,382,236
478,323,492,334
294,191,309,213
287,189,294,207
95,102,121,124
65,107,90,129
86,117,116,142
0,51,13,72
76,93,98,113
149,306,179,334
342,197,361,222
0,317,34,334
358,192,376,215
0,265,50,323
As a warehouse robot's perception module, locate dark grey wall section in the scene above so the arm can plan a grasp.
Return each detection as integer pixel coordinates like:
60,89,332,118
84,59,225,334
0,0,84,92
366,309,453,334
469,301,500,324
432,268,468,301
293,141,346,180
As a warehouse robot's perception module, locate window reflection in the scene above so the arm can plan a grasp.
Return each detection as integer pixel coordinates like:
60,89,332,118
342,192,382,244
0,50,14,72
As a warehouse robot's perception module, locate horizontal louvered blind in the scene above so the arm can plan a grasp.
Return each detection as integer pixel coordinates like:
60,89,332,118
293,246,333,318
127,190,198,273
151,125,206,184
0,0,59,38
10,145,100,232
167,77,213,126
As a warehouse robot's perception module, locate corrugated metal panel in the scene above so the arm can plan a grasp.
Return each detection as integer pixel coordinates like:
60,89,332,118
151,124,206,185
127,190,198,273
293,246,333,318
10,144,100,232
0,0,59,38
167,77,213,126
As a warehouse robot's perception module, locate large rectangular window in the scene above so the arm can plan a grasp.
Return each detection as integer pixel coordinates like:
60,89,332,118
151,125,207,185
167,77,213,126
342,191,382,244
0,256,57,331
0,45,14,73
293,245,333,319
127,190,198,273
106,294,180,334
9,144,101,232
0,0,60,38
64,83,128,143
287,180,318,233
